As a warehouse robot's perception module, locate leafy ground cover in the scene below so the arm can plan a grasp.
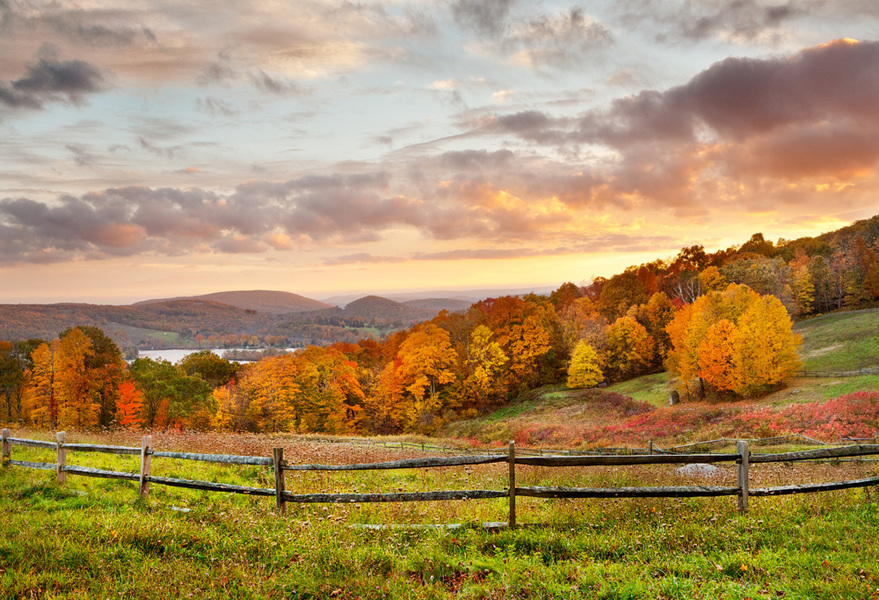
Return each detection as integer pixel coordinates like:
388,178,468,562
440,388,879,449
2,431,879,599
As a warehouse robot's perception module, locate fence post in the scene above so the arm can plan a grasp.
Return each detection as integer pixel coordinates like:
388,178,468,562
737,441,749,514
139,435,152,498
273,447,286,515
648,441,654,455
1,428,10,465
56,431,67,484
508,440,516,528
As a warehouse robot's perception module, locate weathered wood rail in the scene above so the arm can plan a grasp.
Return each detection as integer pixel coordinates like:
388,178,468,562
2,428,878,525
795,366,879,378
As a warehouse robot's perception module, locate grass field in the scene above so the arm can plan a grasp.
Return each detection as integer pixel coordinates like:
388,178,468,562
2,430,879,599
794,308,879,371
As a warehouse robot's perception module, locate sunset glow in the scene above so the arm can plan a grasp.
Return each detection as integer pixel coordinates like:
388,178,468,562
2,1,879,304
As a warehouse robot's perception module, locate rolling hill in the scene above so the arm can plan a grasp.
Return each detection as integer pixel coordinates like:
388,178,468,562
135,290,332,313
0,291,472,350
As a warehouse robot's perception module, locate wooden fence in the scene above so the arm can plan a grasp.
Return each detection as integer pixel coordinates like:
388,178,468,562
795,366,879,378
3,429,878,526
306,432,879,457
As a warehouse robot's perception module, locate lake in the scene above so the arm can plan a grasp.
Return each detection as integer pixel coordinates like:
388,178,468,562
134,348,296,364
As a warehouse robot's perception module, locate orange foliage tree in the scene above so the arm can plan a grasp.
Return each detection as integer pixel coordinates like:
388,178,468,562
115,378,145,428
667,284,802,398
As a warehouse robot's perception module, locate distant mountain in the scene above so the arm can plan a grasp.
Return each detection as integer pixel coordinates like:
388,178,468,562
320,285,559,306
135,290,331,314
402,298,472,313
309,295,434,323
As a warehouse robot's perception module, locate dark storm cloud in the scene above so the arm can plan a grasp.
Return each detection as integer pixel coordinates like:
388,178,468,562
0,47,105,110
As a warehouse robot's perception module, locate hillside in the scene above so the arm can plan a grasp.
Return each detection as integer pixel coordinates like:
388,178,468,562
441,309,879,448
0,292,461,350
402,298,472,313
135,290,332,313
306,295,440,326
794,308,879,371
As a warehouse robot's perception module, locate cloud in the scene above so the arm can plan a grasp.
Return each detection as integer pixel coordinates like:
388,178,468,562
138,137,183,159
505,7,613,68
451,0,516,37
0,162,592,264
248,70,308,95
323,253,407,266
614,0,805,43
0,0,434,93
462,39,879,209
66,144,98,167
0,46,105,110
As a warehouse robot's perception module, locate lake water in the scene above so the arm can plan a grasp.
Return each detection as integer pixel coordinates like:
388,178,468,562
134,348,295,364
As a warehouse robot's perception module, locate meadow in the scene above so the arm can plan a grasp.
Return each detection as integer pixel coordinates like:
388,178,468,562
2,310,878,599
2,429,879,599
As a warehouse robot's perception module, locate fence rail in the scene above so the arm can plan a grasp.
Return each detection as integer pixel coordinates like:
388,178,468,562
3,428,878,526
795,366,879,378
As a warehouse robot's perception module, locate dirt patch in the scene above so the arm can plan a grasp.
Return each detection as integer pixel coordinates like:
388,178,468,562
803,344,843,358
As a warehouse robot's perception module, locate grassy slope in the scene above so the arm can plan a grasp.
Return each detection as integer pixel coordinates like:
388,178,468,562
794,308,879,371
440,309,879,448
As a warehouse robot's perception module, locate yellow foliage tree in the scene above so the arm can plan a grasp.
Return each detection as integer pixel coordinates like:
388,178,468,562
603,316,653,381
22,342,57,428
397,323,458,430
464,324,508,407
566,340,603,389
54,327,99,429
237,355,301,432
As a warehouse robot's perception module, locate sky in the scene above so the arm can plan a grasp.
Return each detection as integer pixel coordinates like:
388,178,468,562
2,0,879,305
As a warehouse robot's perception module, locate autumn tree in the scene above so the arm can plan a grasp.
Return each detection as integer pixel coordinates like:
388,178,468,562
627,292,676,368
129,358,214,429
567,341,603,389
22,342,57,428
599,271,648,321
62,326,124,428
296,346,364,434
789,249,816,316
666,284,802,399
0,339,44,424
462,324,508,409
54,327,99,429
0,341,20,423
115,378,145,428
396,323,458,431
235,355,301,432
178,350,239,388
366,357,411,434
603,316,653,381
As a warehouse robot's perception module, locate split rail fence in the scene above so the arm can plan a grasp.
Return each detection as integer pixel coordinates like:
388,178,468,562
3,429,878,526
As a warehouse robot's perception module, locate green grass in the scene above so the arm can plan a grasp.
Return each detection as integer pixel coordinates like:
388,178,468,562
605,372,671,407
794,308,879,371
3,436,879,599
105,321,183,345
